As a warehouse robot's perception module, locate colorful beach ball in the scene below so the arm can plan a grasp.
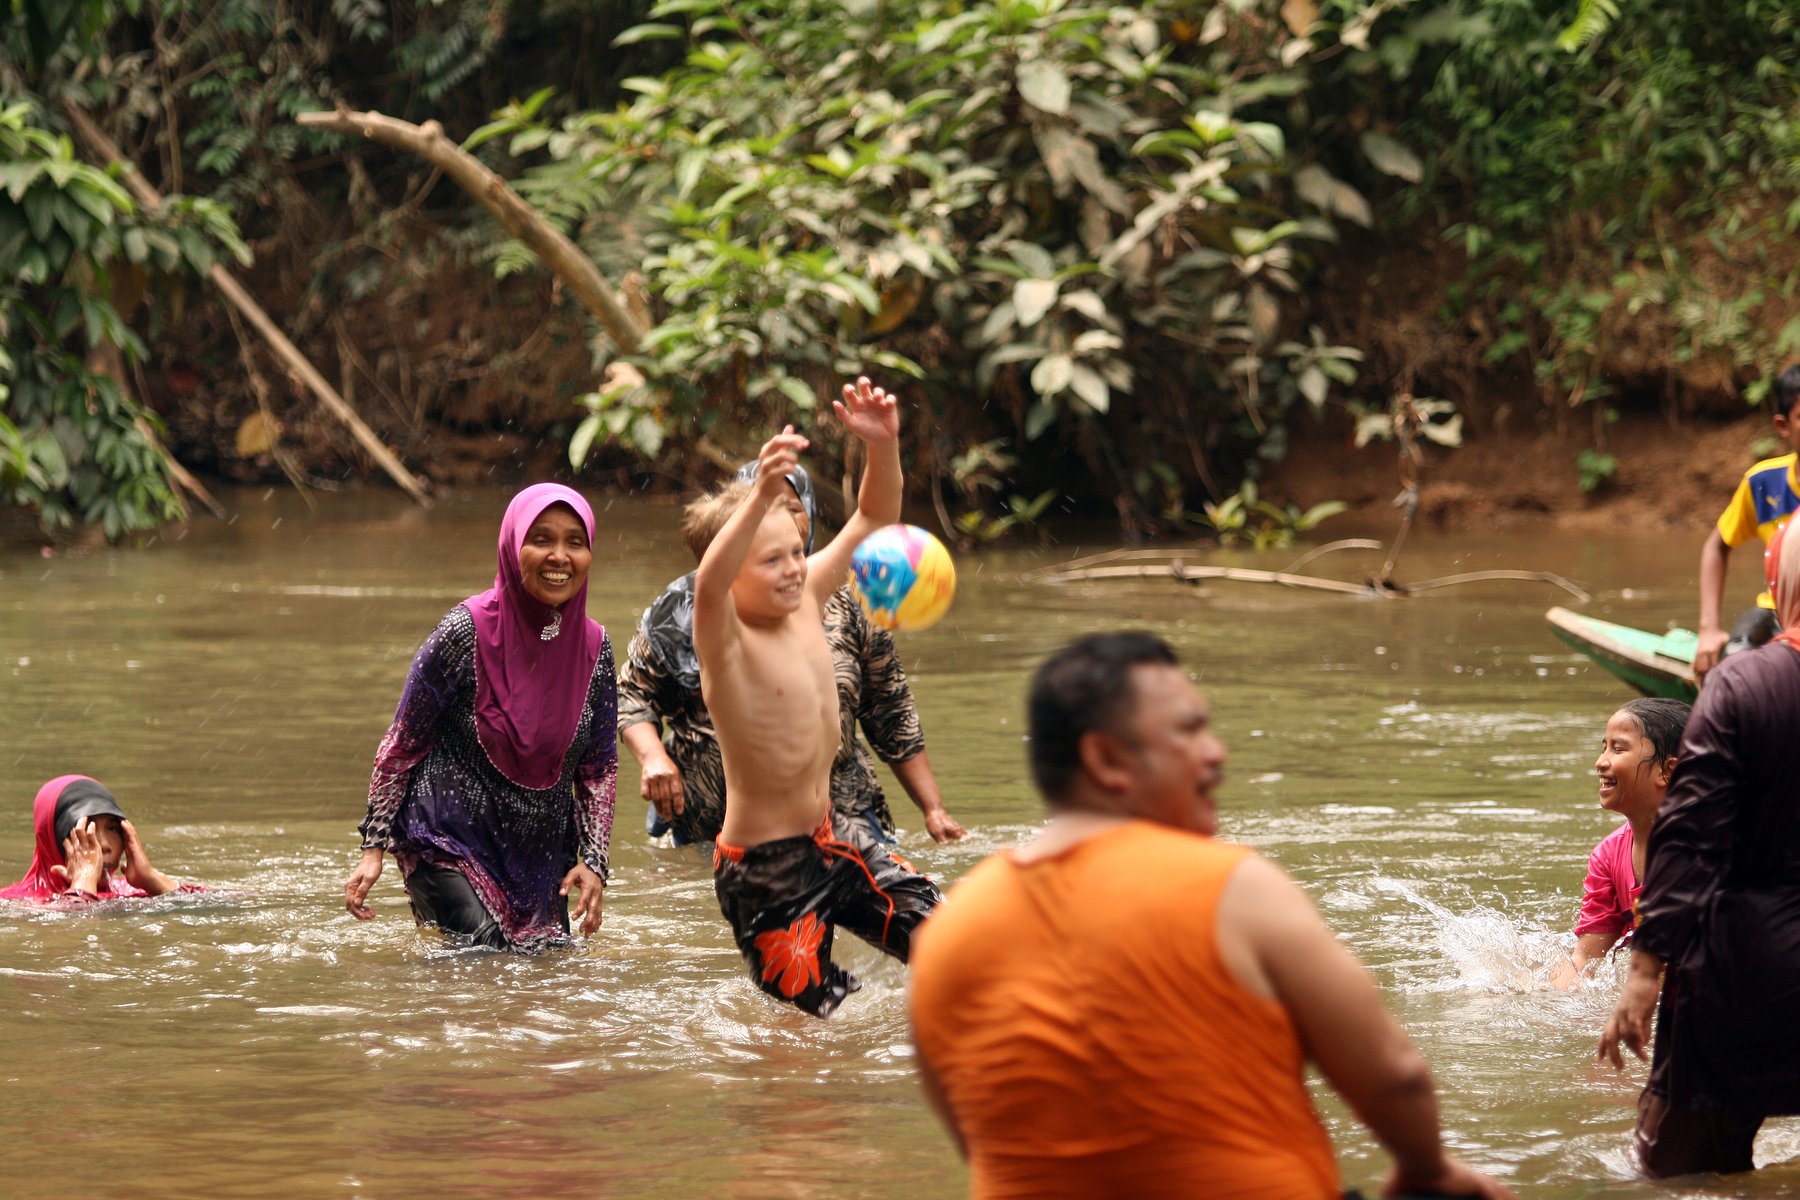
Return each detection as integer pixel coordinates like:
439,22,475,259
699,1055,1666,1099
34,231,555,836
850,524,957,632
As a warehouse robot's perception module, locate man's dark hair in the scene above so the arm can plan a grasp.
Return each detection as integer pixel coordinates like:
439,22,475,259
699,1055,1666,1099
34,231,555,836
1615,697,1691,764
1772,363,1800,419
1027,632,1179,801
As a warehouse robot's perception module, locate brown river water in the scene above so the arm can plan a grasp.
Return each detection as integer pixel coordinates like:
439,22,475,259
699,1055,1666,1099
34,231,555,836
5,488,1800,1198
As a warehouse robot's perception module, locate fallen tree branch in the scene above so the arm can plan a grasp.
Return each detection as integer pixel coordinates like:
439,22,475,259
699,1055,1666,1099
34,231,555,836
1282,539,1387,575
1021,539,1384,584
135,415,224,519
61,102,433,507
295,106,649,355
1031,561,1398,597
1402,570,1590,601
1027,558,1590,602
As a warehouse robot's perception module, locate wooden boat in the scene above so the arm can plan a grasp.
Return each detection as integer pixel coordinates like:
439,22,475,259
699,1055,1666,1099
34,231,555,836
1545,607,1699,702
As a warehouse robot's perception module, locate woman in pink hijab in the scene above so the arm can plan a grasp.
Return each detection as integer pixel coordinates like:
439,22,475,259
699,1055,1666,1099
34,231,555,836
343,485,617,950
3,775,188,903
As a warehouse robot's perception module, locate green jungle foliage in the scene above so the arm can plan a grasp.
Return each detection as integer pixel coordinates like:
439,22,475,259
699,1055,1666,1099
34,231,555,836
0,95,246,535
3,0,1799,538
2,1,250,535
1330,0,1800,407
489,0,1375,531
1,0,644,537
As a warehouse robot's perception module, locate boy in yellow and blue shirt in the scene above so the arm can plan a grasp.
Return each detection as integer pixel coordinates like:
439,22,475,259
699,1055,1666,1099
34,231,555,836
1694,364,1800,680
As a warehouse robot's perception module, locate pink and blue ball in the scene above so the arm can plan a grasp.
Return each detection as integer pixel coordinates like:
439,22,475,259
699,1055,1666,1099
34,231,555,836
850,524,957,632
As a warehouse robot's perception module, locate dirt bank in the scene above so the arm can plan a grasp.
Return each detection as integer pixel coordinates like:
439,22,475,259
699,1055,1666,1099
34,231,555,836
1268,406,1775,536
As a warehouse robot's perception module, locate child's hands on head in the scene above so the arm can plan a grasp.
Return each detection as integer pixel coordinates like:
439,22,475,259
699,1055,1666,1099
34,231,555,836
834,376,899,445
119,819,164,893
755,426,809,498
51,818,108,894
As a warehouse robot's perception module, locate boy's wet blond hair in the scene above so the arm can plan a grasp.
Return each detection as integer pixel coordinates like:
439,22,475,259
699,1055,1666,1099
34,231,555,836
681,480,808,563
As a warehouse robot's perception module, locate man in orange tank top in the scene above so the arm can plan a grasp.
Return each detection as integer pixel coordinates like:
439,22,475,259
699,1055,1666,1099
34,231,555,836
908,632,1514,1199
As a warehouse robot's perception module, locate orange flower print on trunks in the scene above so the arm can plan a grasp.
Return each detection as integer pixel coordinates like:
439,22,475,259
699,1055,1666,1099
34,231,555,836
756,913,827,997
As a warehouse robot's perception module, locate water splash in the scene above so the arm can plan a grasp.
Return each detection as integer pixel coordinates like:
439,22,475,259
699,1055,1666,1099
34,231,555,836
1373,877,1614,994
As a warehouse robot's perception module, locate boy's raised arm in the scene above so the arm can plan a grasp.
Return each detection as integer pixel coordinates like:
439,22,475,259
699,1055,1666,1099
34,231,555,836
694,427,809,656
808,377,902,603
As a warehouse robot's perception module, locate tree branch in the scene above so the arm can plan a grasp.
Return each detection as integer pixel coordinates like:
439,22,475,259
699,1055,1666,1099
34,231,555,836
60,101,434,507
295,106,649,355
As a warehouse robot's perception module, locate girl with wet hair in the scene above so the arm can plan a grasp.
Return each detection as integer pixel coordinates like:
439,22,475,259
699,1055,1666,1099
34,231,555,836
1551,697,1690,988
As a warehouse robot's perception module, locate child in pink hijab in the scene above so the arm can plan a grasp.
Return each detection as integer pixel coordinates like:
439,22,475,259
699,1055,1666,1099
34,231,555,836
2,775,188,903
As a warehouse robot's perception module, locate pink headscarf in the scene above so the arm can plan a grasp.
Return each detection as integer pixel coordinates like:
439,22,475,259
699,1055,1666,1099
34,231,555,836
465,484,606,789
1,775,146,903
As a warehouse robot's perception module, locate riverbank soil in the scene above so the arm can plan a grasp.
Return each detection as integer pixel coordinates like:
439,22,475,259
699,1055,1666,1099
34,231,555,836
128,209,1783,541
1269,406,1771,537
1268,220,1791,538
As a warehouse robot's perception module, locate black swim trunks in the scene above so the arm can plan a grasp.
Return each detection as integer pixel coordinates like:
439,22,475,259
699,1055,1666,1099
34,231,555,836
713,810,942,1017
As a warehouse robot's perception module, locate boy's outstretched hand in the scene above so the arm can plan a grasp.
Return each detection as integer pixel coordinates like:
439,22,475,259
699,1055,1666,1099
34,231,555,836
834,376,899,445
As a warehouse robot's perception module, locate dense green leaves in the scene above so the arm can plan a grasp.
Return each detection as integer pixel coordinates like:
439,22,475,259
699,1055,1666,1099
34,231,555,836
1332,0,1800,406
504,0,1364,530
0,89,243,536
4,0,1795,540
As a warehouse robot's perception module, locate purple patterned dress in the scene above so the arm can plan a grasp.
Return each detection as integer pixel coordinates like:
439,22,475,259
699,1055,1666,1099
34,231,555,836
358,604,618,948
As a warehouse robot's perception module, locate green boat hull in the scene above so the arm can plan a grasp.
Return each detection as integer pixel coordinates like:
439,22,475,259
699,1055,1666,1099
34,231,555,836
1545,606,1699,703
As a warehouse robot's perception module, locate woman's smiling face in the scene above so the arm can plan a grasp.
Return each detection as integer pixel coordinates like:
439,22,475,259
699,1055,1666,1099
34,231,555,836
517,503,592,607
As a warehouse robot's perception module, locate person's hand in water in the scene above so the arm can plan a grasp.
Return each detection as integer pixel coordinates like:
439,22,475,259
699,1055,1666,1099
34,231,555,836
925,809,967,842
345,847,385,919
120,819,177,896
1385,1155,1517,1199
561,862,605,936
52,818,107,895
640,750,686,820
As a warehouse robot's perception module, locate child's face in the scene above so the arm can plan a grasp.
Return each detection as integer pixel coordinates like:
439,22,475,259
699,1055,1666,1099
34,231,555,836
1773,394,1800,455
730,507,808,620
90,815,126,872
1594,711,1671,818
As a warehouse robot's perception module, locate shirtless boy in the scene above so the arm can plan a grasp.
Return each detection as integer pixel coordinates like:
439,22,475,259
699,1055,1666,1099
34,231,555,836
689,377,942,1016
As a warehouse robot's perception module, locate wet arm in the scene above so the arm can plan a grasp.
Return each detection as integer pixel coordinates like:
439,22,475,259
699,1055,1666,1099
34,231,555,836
620,720,668,768
1222,856,1459,1189
1695,529,1731,675
850,614,962,838
890,752,964,839
119,820,177,896
807,389,902,600
1555,839,1630,985
615,629,663,744
694,462,791,661
1569,931,1622,972
617,632,686,815
1551,932,1622,989
855,621,926,765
